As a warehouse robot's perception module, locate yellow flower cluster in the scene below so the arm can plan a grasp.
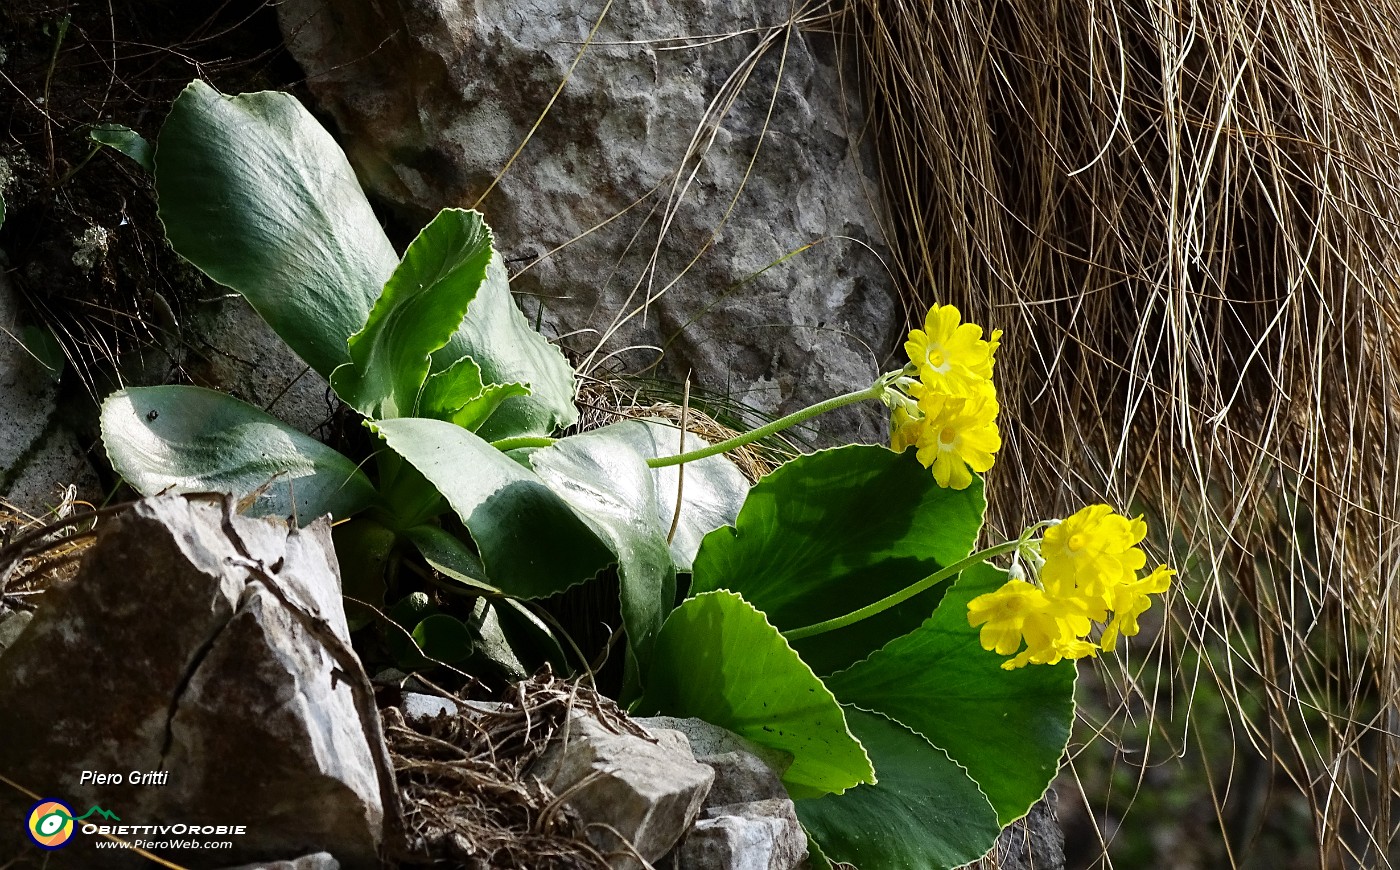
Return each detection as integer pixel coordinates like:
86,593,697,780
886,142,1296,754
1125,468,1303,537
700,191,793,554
888,305,1002,490
966,505,1174,669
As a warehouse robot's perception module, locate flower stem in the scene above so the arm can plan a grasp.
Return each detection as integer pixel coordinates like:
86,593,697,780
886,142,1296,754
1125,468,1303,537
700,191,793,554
645,382,886,469
781,540,1024,642
489,435,556,452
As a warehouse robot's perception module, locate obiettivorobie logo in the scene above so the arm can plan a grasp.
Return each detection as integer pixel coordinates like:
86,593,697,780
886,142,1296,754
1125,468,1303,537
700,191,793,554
24,799,120,849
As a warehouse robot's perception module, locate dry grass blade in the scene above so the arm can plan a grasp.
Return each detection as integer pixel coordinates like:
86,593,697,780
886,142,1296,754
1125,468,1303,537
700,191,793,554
837,0,1400,864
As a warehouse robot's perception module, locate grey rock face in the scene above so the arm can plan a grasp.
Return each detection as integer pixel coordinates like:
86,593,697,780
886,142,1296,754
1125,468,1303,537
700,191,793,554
0,496,388,868
278,0,901,443
0,271,100,510
978,790,1066,870
183,296,337,437
531,711,715,868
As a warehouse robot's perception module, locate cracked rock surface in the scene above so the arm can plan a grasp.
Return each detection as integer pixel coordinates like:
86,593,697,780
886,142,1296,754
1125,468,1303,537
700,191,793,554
0,496,386,868
277,0,901,443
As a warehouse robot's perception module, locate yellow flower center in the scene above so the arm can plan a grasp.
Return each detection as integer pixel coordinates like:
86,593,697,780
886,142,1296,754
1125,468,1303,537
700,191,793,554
939,426,957,445
925,346,950,373
1067,533,1085,551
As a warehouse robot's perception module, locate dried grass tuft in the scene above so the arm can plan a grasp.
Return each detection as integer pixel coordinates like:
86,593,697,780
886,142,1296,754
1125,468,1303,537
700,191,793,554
386,672,639,868
835,0,1400,863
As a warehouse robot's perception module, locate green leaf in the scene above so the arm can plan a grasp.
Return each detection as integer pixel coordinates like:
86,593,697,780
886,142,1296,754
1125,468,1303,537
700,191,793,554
826,564,1076,825
797,708,1001,869
634,590,874,800
89,123,154,172
330,209,493,418
531,423,678,668
18,325,65,379
101,386,378,525
400,524,497,594
429,252,577,440
410,614,476,665
332,517,397,630
692,445,985,674
371,417,613,599
583,418,749,572
419,355,530,431
155,81,398,378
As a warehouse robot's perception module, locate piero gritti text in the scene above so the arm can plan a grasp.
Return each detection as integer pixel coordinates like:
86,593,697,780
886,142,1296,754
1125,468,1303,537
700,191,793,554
79,770,170,786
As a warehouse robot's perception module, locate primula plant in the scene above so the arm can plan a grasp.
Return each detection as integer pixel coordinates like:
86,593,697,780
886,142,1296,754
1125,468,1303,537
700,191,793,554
99,80,1171,868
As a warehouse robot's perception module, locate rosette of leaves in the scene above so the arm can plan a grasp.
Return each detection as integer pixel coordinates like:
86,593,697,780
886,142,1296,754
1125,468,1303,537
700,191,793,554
99,81,1076,867
99,81,748,677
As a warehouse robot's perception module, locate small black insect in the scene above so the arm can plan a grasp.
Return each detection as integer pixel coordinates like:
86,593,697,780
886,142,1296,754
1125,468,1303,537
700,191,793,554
146,409,159,421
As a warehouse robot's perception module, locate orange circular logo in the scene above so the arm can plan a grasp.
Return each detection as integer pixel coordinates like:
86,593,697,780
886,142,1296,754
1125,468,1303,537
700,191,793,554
25,799,75,849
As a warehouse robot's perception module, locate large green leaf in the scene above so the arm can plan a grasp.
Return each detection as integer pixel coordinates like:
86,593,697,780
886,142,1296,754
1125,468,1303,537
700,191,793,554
826,564,1076,825
331,209,493,419
155,81,397,377
429,253,577,440
371,418,612,598
531,424,678,668
585,419,749,572
634,591,874,800
101,386,377,525
692,445,985,675
797,708,1000,869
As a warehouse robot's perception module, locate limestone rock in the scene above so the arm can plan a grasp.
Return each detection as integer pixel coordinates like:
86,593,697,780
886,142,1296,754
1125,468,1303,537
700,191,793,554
673,799,808,870
531,711,714,868
0,495,389,868
277,0,900,443
0,270,100,510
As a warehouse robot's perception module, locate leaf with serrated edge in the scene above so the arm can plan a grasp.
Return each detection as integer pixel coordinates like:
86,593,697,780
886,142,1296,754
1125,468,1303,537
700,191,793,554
692,445,984,675
826,563,1076,825
635,590,874,800
798,708,1000,869
429,253,577,440
331,209,493,418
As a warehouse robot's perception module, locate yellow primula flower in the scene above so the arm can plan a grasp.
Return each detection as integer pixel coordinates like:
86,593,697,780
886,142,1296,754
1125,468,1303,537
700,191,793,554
904,304,1000,398
912,391,1001,490
1100,564,1175,651
891,402,923,454
1039,504,1148,608
967,578,1097,670
967,505,1173,670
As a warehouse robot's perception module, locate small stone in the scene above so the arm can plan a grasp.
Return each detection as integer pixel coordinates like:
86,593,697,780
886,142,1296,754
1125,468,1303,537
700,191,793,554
673,799,807,870
402,692,460,723
0,609,32,656
531,711,714,869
